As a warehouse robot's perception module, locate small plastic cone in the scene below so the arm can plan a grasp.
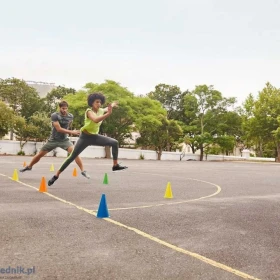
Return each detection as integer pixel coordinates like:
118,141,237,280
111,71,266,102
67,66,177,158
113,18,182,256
72,167,77,177
50,164,54,171
164,182,173,198
23,162,27,167
103,173,108,184
97,194,110,218
39,177,47,192
12,169,19,181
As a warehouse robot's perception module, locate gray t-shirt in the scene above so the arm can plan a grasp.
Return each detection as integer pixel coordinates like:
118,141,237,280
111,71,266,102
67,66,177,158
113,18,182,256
49,112,74,141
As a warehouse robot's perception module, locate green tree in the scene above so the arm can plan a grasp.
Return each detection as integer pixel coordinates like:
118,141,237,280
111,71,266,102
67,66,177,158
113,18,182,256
29,112,51,142
0,101,15,138
240,94,263,155
13,117,38,154
132,96,182,157
183,85,236,161
136,115,183,160
241,83,280,160
147,84,188,120
184,133,213,157
0,78,43,119
215,135,236,156
253,83,280,161
42,86,76,115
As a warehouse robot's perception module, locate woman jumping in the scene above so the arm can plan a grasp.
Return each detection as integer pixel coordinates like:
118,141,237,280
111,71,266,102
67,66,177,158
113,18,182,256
48,92,128,186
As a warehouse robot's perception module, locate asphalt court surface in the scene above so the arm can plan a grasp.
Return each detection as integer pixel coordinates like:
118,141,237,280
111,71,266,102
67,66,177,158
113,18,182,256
1,156,280,280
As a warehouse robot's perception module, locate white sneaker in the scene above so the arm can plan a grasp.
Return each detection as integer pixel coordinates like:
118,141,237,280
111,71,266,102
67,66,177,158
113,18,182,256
81,171,90,179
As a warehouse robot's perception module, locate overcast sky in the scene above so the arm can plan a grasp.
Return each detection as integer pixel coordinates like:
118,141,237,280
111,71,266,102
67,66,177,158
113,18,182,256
1,0,279,104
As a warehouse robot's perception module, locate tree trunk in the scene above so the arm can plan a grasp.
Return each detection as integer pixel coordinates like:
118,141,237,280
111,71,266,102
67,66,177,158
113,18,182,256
166,142,171,152
259,142,263,157
199,145,204,161
191,146,195,154
10,129,14,140
20,140,26,152
255,140,263,157
105,146,111,159
276,143,280,162
157,150,162,160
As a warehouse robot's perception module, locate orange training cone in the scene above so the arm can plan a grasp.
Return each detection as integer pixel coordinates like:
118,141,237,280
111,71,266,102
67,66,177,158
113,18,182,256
72,167,77,177
39,177,47,192
23,162,27,167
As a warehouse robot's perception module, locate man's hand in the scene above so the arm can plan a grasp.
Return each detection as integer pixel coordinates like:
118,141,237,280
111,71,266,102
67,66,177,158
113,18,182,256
71,130,80,136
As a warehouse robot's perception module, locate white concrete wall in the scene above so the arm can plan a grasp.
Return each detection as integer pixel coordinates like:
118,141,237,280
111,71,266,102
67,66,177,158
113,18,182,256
0,140,275,162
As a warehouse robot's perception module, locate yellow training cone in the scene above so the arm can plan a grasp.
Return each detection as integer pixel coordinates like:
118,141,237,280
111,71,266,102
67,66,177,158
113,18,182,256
72,167,77,177
164,182,173,198
50,164,54,172
12,169,19,181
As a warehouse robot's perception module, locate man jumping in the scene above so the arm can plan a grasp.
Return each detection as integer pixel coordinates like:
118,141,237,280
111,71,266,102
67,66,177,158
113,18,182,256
20,100,90,179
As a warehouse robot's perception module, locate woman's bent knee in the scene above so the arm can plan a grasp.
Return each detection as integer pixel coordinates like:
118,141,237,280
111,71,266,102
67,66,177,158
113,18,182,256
111,139,118,147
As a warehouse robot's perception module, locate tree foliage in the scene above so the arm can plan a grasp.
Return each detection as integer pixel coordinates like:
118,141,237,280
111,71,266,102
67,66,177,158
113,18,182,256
0,101,15,138
0,78,43,119
243,83,280,160
183,85,237,160
136,114,182,159
42,85,76,116
148,84,187,120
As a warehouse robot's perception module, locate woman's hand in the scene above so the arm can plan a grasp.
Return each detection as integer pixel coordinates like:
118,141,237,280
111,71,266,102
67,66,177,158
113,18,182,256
111,101,119,108
107,104,113,115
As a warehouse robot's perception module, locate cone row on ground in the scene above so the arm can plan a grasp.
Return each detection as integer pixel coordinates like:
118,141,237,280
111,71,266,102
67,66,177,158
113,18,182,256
11,166,173,218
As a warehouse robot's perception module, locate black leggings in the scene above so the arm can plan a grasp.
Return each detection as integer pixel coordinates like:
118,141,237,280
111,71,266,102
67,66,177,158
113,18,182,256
59,132,118,172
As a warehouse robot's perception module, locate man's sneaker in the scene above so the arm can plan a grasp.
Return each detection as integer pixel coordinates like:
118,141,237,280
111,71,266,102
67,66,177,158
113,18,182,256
48,175,59,186
112,164,128,172
19,166,32,172
81,171,90,179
